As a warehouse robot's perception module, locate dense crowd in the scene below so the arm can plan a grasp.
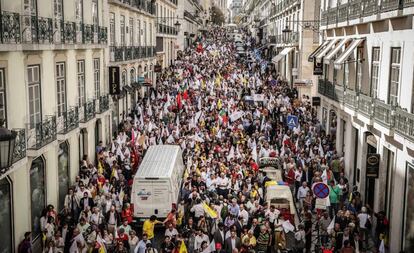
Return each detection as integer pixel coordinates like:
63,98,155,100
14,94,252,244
19,27,389,253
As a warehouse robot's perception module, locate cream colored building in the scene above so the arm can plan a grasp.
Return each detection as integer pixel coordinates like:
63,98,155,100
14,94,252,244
155,0,178,68
314,1,414,252
269,0,320,97
176,0,203,51
0,0,111,251
108,0,157,129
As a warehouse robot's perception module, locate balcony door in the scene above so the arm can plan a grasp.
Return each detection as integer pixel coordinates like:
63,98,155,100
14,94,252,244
53,0,64,42
22,0,37,42
75,0,83,42
27,65,42,148
56,62,67,133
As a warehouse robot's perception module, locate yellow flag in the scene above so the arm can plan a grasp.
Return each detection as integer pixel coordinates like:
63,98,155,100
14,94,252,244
202,202,218,218
217,99,222,110
179,241,188,253
265,181,277,187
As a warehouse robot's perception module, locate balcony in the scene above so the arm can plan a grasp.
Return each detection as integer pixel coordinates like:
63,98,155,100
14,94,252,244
318,79,339,101
357,93,374,117
0,11,107,45
12,128,26,164
111,0,156,15
27,116,57,150
110,46,154,62
98,94,110,113
81,100,96,123
169,0,178,5
58,107,79,134
157,23,178,35
394,107,414,142
321,0,414,27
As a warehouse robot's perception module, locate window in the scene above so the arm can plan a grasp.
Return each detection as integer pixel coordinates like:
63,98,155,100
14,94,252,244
53,0,63,19
388,47,401,105
356,47,363,93
94,58,100,99
92,0,98,26
23,0,37,15
0,178,12,252
56,62,66,116
120,15,125,46
130,68,136,84
129,18,134,46
371,47,380,98
30,157,46,239
122,70,127,87
75,0,83,22
344,63,349,89
0,69,6,123
137,19,141,46
77,60,85,105
149,23,152,46
144,21,147,46
27,65,41,126
58,142,69,211
110,13,115,46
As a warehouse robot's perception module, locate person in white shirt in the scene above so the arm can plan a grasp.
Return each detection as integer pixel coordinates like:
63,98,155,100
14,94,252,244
265,205,280,224
164,223,179,238
357,206,371,242
190,199,205,221
69,228,86,253
206,173,217,192
216,173,229,197
194,230,210,250
296,182,310,210
238,204,249,226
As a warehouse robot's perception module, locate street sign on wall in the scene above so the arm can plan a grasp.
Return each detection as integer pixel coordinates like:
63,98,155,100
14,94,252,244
366,153,380,178
109,66,120,95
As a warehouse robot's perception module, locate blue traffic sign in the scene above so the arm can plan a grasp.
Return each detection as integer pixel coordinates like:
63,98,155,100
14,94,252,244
286,115,299,129
313,182,330,199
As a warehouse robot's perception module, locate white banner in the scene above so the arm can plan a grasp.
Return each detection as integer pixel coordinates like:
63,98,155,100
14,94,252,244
230,111,245,122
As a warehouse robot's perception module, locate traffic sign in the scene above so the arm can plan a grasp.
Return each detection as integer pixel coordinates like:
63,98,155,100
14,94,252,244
313,182,330,199
286,115,298,129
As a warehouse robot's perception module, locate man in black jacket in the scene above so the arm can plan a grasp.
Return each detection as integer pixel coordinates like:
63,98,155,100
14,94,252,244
213,222,226,250
79,192,94,211
224,230,241,253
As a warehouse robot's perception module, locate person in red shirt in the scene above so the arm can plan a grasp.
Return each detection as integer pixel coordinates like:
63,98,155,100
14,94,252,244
116,228,129,249
121,203,133,224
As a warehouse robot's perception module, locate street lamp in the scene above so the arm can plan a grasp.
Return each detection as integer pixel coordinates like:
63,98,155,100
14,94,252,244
174,18,181,32
282,25,292,43
0,121,17,173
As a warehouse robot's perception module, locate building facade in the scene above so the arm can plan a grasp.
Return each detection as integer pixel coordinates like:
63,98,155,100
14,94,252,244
155,0,178,68
0,0,110,251
313,1,414,252
176,0,203,51
108,0,157,131
269,0,320,97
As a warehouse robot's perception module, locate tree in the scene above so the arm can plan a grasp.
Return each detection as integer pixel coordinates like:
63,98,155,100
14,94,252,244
210,6,225,26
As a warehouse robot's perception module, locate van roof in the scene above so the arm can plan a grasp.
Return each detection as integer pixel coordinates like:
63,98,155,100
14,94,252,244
135,145,182,179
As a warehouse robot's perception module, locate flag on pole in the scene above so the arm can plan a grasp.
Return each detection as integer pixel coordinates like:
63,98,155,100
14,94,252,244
179,241,188,253
202,202,218,218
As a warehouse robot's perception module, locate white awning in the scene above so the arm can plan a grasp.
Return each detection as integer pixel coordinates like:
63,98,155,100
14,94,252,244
308,40,330,62
334,38,365,69
323,38,352,64
315,38,339,62
272,47,294,63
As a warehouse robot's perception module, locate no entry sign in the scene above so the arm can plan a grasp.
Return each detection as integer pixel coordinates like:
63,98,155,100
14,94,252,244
313,182,330,199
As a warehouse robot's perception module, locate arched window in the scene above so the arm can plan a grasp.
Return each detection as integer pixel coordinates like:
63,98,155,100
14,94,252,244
30,156,46,239
58,142,69,211
130,68,136,84
0,177,12,252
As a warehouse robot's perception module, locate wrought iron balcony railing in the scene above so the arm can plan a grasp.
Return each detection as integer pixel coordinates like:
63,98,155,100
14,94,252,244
110,45,154,62
59,107,79,134
321,0,413,26
12,128,26,164
0,11,107,45
157,23,178,35
27,115,57,149
82,100,96,123
394,107,414,140
114,0,156,15
98,94,110,113
1,11,21,43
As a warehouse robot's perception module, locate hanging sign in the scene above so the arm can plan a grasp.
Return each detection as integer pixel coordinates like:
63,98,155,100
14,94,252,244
109,66,120,95
366,153,380,178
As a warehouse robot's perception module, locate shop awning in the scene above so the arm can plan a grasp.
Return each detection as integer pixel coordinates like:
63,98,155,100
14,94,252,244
272,47,294,63
315,38,339,62
323,38,352,64
308,40,330,62
334,38,365,69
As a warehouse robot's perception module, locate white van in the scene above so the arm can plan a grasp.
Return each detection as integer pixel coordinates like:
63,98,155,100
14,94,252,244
132,145,185,222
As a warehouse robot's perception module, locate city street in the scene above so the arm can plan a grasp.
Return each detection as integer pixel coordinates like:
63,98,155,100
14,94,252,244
2,1,414,253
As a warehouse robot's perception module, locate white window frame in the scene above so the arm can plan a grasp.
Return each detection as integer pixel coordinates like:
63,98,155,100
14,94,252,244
120,15,126,46
0,69,6,124
356,47,363,93
94,58,100,99
92,0,99,26
27,65,41,127
56,62,66,117
75,0,83,22
77,60,86,106
388,47,401,106
371,47,380,98
110,13,115,46
129,18,134,46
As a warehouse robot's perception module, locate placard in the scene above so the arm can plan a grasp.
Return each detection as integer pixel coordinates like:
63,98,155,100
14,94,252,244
313,58,323,75
366,153,380,178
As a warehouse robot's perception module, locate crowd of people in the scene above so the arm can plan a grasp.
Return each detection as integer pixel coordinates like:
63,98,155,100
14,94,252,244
20,27,389,253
